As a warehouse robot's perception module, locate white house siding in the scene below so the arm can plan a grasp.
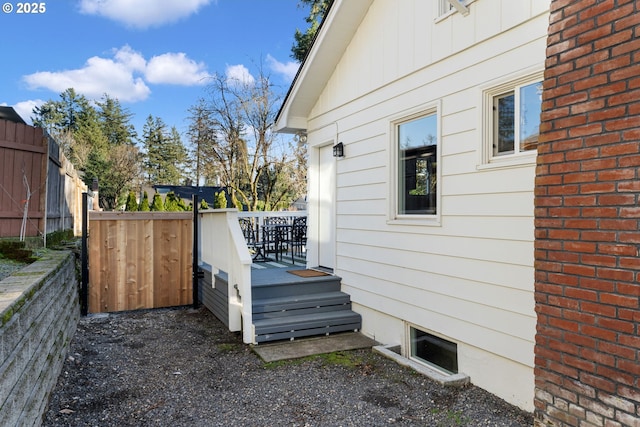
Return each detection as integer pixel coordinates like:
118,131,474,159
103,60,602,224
303,1,550,411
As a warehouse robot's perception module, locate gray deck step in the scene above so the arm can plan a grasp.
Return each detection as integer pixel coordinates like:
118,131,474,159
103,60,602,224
253,291,351,315
254,311,362,343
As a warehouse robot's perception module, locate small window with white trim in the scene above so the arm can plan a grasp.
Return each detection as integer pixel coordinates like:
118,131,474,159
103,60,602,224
396,112,438,216
482,73,543,165
410,327,458,374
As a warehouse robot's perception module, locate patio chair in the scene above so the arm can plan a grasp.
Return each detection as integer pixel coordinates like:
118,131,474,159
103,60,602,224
239,218,266,261
263,217,290,262
287,216,307,265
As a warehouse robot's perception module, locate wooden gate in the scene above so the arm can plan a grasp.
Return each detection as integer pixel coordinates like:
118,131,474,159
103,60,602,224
88,211,193,313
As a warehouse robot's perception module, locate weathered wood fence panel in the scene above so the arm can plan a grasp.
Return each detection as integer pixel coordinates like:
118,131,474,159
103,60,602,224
0,117,92,239
88,212,193,313
0,119,47,238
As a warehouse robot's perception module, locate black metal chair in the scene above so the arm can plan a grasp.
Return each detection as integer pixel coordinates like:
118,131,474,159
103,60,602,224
239,218,266,261
288,216,307,265
263,217,289,262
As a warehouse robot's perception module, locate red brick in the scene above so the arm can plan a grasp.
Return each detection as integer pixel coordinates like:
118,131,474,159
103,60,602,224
596,3,635,26
564,354,596,372
581,207,618,217
620,207,640,218
580,254,617,267
583,132,620,147
579,182,615,194
598,317,635,334
580,231,616,242
568,123,603,137
564,195,596,206
580,304,617,319
594,28,634,50
598,143,640,158
588,105,627,122
570,99,606,115
564,332,596,348
597,194,636,205
599,293,638,308
579,373,617,394
596,365,637,387
578,277,615,292
597,243,637,256
599,219,639,230
599,342,637,361
596,268,634,282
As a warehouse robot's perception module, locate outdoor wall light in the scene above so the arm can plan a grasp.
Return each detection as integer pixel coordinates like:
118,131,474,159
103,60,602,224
333,142,344,157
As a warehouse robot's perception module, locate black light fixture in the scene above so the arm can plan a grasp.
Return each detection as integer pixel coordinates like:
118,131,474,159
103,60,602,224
333,142,344,157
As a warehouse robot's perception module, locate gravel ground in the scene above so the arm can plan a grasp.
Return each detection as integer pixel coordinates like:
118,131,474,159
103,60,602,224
42,307,533,427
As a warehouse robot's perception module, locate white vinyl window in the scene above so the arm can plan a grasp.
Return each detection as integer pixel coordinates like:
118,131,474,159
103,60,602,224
481,72,543,166
396,112,438,216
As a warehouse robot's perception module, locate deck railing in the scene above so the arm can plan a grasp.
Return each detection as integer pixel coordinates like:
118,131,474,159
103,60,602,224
237,210,307,228
199,209,254,344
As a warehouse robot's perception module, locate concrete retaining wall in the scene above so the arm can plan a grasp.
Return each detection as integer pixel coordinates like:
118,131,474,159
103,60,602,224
0,251,79,426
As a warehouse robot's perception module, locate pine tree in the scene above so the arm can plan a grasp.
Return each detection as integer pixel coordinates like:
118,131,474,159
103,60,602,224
142,116,187,185
139,191,150,211
150,193,164,211
164,191,181,211
125,191,138,211
214,191,228,209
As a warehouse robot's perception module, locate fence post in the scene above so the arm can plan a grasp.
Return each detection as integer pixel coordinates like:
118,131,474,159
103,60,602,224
192,194,200,309
81,192,88,315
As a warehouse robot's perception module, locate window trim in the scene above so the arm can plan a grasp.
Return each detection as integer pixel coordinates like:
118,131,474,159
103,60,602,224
388,102,442,226
478,69,544,170
436,0,474,21
406,324,459,376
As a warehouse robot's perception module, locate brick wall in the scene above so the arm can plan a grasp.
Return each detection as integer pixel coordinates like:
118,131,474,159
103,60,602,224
0,252,79,426
535,0,640,426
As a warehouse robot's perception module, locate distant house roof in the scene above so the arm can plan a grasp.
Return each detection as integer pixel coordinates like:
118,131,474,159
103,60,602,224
152,185,226,206
0,107,26,125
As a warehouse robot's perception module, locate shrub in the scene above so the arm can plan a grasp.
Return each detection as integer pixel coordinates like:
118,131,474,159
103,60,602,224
199,199,209,210
139,191,150,211
150,193,164,211
214,191,228,209
164,191,182,211
125,191,138,211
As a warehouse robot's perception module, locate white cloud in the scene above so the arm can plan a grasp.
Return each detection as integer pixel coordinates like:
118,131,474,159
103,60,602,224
21,46,209,103
266,54,299,82
12,100,44,124
225,64,255,86
23,54,151,103
78,0,212,29
146,53,209,85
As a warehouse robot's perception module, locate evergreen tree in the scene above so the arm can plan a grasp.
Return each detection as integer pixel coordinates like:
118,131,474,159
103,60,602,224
291,0,331,62
139,191,150,211
164,191,182,211
199,199,210,210
32,89,141,210
142,116,187,185
150,193,165,211
214,191,228,209
125,191,138,211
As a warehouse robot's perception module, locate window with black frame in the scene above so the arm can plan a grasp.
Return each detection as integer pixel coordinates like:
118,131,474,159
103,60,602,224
398,113,437,215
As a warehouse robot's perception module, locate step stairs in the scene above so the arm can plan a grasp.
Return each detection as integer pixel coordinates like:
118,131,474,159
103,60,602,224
252,275,361,344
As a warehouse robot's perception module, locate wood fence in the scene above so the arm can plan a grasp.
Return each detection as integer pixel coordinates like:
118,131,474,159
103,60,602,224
0,117,94,239
88,212,193,313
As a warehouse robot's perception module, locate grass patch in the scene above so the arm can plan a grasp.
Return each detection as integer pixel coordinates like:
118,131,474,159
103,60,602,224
430,408,470,426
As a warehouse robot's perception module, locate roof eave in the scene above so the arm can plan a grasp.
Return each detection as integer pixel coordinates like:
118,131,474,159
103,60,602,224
275,0,373,134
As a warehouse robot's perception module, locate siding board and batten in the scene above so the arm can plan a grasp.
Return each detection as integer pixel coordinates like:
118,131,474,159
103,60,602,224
278,0,549,411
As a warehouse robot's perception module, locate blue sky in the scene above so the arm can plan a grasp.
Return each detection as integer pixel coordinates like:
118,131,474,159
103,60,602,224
1,0,306,137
